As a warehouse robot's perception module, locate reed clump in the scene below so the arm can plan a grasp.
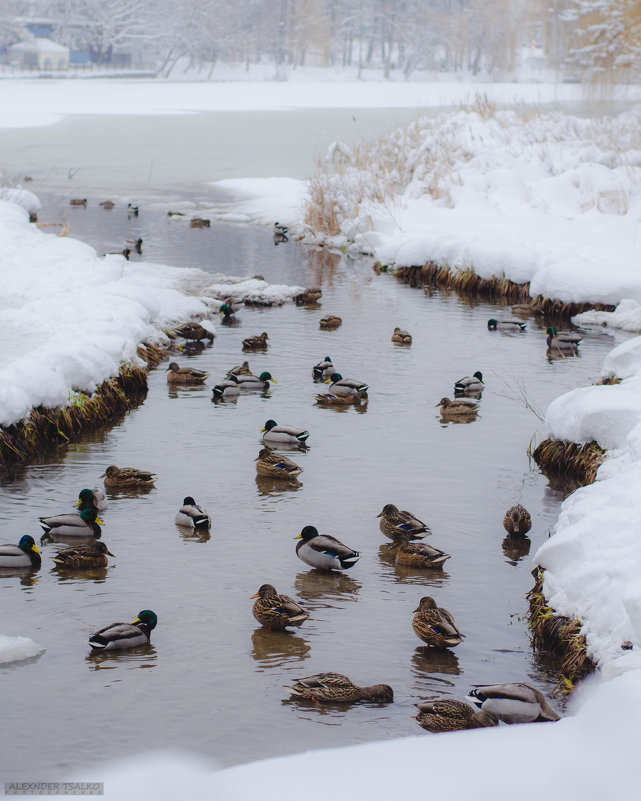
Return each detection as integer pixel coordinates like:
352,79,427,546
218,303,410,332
533,439,605,487
527,566,594,694
0,365,148,472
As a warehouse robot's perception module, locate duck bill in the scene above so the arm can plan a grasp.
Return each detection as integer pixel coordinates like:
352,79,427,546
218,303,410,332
250,593,259,599
293,533,302,540
260,427,266,432
74,499,81,508
324,378,332,383
31,544,41,554
95,517,105,525
106,550,115,557
269,378,277,383
131,617,141,625
376,512,382,518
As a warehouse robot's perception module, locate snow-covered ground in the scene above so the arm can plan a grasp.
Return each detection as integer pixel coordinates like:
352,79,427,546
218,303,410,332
3,80,641,797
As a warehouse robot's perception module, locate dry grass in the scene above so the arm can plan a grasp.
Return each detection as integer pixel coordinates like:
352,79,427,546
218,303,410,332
533,439,605,487
394,263,531,302
527,566,595,694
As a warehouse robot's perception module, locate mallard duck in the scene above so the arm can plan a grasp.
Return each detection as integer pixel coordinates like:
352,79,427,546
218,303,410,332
189,217,210,228
127,203,139,217
274,222,288,235
0,535,41,568
126,238,143,253
391,327,412,345
40,508,103,537
503,504,531,536
99,200,115,210
326,373,368,396
172,322,215,342
222,297,243,313
251,583,309,630
295,288,322,304
295,525,359,571
74,487,108,512
436,397,479,417
261,420,309,446
454,371,484,394
256,448,303,479
392,533,450,569
227,361,252,377
166,362,209,385
412,596,464,648
320,315,342,330
273,225,288,244
315,391,367,406
212,376,240,399
312,356,334,380
101,465,156,488
52,541,114,569
89,610,157,650
175,497,211,528
414,699,498,732
377,503,430,540
242,332,269,351
235,371,276,391
467,683,560,724
546,327,582,351
487,318,526,332
284,672,393,703
70,198,87,206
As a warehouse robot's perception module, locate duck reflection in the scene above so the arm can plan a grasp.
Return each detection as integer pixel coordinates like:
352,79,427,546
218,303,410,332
85,644,157,670
176,524,211,543
0,566,40,586
250,628,311,667
293,569,361,604
255,475,303,496
393,564,451,587
40,531,100,546
51,565,109,583
546,346,580,362
105,484,155,501
168,384,210,400
502,534,531,565
180,341,206,357
412,646,461,677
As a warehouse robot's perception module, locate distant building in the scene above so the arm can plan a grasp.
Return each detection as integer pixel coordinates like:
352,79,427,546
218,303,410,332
9,38,69,71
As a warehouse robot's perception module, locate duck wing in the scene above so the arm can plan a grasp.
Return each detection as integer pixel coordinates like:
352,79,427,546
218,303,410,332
308,534,357,558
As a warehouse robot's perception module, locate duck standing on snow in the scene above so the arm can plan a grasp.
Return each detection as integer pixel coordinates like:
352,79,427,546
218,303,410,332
40,508,103,538
412,596,464,648
503,504,531,536
89,610,157,650
166,362,209,385
52,541,114,569
466,683,560,724
242,332,269,351
251,584,309,630
284,673,393,704
101,466,156,489
0,535,41,569
487,318,526,332
294,525,360,571
175,497,211,528
255,448,303,479
414,699,498,732
454,371,484,395
377,504,430,540
261,420,309,447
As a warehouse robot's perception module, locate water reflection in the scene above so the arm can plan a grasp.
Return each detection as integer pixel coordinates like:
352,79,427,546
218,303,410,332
412,646,461,677
0,566,40,584
314,399,368,414
250,628,311,668
85,644,157,671
546,347,580,362
293,570,361,604
105,485,156,500
176,524,211,543
255,475,303,496
392,565,451,587
179,341,207,357
167,385,212,400
502,535,531,565
51,565,109,583
40,531,101,546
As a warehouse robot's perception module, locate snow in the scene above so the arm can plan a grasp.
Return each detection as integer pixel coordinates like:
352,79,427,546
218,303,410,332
0,634,45,664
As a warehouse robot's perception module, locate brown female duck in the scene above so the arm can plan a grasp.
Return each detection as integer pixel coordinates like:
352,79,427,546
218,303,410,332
412,596,464,648
284,672,393,703
251,584,309,630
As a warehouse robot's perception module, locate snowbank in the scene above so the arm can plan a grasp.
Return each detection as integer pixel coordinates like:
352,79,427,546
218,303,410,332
0,634,45,664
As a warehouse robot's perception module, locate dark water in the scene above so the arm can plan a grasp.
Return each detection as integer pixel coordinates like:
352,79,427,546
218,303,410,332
0,199,624,779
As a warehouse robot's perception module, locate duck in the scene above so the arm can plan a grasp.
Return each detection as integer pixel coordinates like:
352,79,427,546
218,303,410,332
414,699,499,732
487,318,526,332
52,541,114,569
503,504,532,536
295,525,360,571
391,533,450,569
175,497,211,528
172,322,215,342
74,487,108,512
242,332,269,351
546,326,582,351
377,503,430,540
436,397,479,417
221,297,244,313
212,376,241,400
99,200,115,210
89,610,157,650
0,535,41,568
412,596,464,648
315,391,367,407
166,362,209,385
466,683,560,724
251,583,309,630
101,465,156,488
273,225,289,244
106,248,131,260
326,373,368,396
319,315,342,330
219,304,237,324
256,448,303,479
274,222,288,235
227,361,252,377
234,371,276,391
391,327,412,345
40,508,103,538
261,420,309,446
295,288,322,304
70,198,87,206
312,356,334,380
126,237,143,254
127,203,139,217
284,672,393,703
454,371,484,394
189,217,210,228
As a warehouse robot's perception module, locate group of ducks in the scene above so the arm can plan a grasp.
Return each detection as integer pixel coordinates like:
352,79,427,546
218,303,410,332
488,317,583,356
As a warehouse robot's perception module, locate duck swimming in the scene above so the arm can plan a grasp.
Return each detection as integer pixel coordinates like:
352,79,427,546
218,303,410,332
546,327,582,351
166,362,209,385
261,420,309,446
503,504,531,536
326,373,368,396
52,541,114,569
175,497,211,528
414,699,498,732
391,327,412,345
454,371,484,394
251,584,309,630
235,371,276,391
212,376,241,400
294,525,360,571
466,683,560,724
89,610,157,650
40,508,103,538
255,448,303,479
242,332,269,351
412,596,464,648
101,466,156,488
284,673,393,703
487,319,526,332
377,504,430,540
312,356,334,380
0,535,41,568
